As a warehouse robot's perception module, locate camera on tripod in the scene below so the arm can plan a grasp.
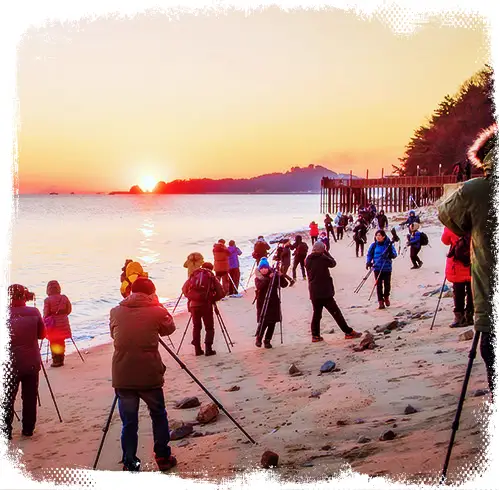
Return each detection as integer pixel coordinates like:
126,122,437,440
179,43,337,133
273,239,288,262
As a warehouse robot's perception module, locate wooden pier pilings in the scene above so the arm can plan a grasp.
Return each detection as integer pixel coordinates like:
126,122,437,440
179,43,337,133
320,175,456,214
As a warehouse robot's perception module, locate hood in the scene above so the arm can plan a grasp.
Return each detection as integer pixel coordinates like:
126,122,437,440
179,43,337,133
468,123,497,176
257,237,266,242
119,292,160,308
295,235,303,243
213,243,227,252
375,236,391,247
188,252,203,262
47,280,61,295
409,210,415,216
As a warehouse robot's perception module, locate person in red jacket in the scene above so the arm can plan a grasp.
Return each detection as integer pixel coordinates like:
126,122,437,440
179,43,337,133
212,239,231,296
441,227,473,327
309,221,319,244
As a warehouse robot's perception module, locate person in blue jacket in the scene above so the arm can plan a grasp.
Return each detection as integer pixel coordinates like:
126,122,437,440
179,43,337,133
407,223,423,269
400,210,420,229
366,230,398,309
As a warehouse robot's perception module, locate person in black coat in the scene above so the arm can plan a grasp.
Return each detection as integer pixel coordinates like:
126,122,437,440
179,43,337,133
254,258,289,348
305,241,362,342
290,235,309,280
376,210,389,230
353,220,368,257
276,239,295,286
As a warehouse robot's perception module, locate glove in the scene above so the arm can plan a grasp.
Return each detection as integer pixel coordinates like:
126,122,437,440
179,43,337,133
366,263,372,270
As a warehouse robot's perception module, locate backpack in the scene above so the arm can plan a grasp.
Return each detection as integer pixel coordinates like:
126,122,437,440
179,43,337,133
448,234,471,267
419,232,429,246
186,269,214,302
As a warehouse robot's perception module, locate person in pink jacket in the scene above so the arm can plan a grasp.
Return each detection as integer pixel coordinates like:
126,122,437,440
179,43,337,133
43,280,72,367
441,227,473,328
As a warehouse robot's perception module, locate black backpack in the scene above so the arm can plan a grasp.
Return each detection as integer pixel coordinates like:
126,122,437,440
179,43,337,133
186,269,214,302
419,232,429,246
448,234,471,267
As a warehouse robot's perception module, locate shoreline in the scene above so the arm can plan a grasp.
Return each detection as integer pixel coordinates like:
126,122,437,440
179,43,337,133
10,205,491,484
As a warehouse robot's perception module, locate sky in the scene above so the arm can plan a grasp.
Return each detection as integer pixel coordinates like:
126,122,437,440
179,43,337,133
16,8,489,193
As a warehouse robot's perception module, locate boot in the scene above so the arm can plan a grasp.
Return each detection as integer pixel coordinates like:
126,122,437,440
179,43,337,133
465,311,474,326
384,296,391,307
449,312,466,328
194,346,204,356
204,346,216,356
378,301,385,310
264,340,272,349
51,354,64,367
155,455,177,472
123,457,141,472
255,337,263,348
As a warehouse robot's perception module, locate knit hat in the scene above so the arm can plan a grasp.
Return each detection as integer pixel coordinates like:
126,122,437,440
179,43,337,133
258,258,270,270
131,277,156,295
312,241,326,253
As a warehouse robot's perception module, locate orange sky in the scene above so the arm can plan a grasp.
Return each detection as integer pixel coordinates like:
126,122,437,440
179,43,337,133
16,9,489,193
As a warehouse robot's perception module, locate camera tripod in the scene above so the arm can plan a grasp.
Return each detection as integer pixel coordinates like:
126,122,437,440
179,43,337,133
176,302,234,355
93,336,256,470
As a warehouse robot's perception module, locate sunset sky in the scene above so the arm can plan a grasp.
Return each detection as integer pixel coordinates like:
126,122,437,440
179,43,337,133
17,8,489,193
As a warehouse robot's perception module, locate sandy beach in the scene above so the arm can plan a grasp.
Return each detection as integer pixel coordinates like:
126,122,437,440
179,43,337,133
5,207,491,485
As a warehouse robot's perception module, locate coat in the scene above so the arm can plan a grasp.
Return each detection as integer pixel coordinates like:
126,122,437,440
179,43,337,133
441,228,471,283
376,213,388,229
281,245,292,269
43,294,72,341
109,293,176,390
366,237,397,272
305,251,337,300
253,240,270,261
353,223,367,243
227,245,242,269
183,253,204,277
181,268,225,309
408,231,421,248
213,243,230,273
255,273,288,324
309,223,319,237
8,304,46,376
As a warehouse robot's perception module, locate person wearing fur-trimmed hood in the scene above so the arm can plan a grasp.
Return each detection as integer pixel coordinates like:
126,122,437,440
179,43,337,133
438,123,497,396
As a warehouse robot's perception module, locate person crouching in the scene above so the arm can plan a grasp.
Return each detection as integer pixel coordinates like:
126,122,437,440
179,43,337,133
109,277,177,472
255,258,288,349
182,262,225,356
305,241,362,342
366,230,398,309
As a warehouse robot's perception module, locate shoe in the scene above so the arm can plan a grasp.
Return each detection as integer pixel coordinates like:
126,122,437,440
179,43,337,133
450,312,466,328
290,280,296,287
255,337,262,348
194,348,205,356
410,266,418,270
384,297,390,307
345,331,362,340
204,348,216,356
264,341,272,349
21,430,34,437
123,457,141,472
312,336,324,343
156,455,177,472
378,301,385,310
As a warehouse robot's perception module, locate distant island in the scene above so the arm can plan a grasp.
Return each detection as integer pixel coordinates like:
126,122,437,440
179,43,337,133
109,165,359,195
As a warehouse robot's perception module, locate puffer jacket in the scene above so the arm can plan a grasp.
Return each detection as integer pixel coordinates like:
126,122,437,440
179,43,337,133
253,240,270,261
366,236,397,272
213,243,230,273
227,245,242,269
439,123,496,333
408,231,421,248
8,303,46,376
441,228,471,283
109,293,176,390
305,251,337,300
309,223,319,237
44,284,72,341
183,252,204,277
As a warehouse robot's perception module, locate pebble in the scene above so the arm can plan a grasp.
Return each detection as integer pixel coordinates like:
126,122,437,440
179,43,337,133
309,390,322,398
379,430,396,441
175,397,201,409
261,451,279,469
225,385,241,392
288,363,302,376
357,436,371,444
459,330,474,342
320,360,336,373
473,389,489,397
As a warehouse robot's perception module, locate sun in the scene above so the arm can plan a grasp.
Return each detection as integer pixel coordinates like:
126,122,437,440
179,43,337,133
140,175,158,193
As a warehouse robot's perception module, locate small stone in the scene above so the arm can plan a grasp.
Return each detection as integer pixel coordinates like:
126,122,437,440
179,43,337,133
169,419,184,431
404,404,418,415
177,440,190,447
435,349,445,354
321,445,332,451
354,418,365,424
288,363,302,376
336,420,348,426
261,450,279,469
309,390,322,398
320,360,336,373
473,389,489,397
192,431,204,437
196,402,219,424
225,385,240,392
379,430,396,441
301,461,314,467
357,436,371,444
459,330,474,342
383,329,392,335
327,328,336,334
354,332,377,352
175,397,201,409
170,423,194,440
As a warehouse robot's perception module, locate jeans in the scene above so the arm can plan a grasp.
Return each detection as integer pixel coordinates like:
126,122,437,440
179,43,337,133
310,297,353,337
374,270,391,301
116,388,171,465
292,256,306,280
191,304,215,348
410,245,422,267
2,370,39,437
480,332,495,395
453,282,473,314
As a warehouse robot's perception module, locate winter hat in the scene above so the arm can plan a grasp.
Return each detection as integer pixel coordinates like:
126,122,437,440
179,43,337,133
312,241,326,253
131,277,156,295
258,257,270,271
320,231,327,237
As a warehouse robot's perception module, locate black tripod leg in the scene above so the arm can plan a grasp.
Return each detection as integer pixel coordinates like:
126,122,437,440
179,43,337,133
158,339,256,444
441,331,480,483
217,313,232,353
71,337,85,363
93,394,118,470
13,410,20,422
214,306,234,347
40,361,63,423
175,315,192,355
430,276,447,331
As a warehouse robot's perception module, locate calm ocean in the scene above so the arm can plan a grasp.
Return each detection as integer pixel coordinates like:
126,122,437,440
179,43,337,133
10,194,320,350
